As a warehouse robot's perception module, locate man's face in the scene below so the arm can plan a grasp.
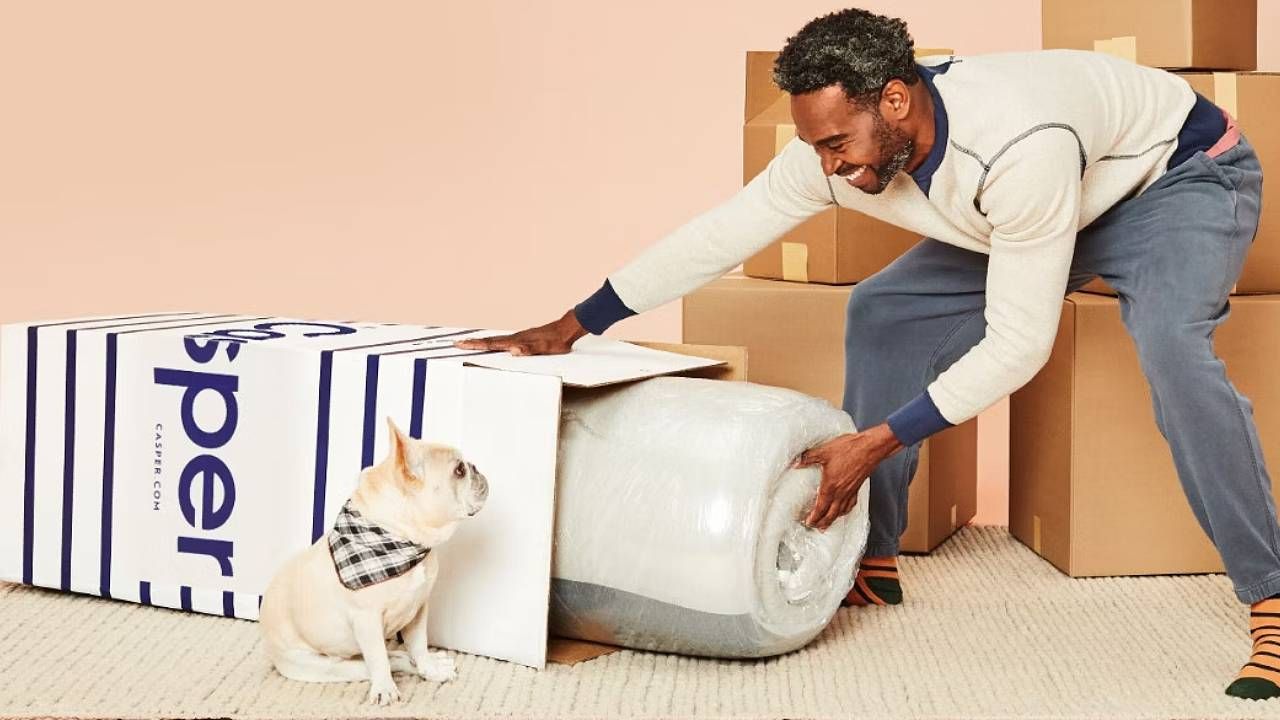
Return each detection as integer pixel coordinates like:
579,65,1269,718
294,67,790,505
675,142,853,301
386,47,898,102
791,84,914,195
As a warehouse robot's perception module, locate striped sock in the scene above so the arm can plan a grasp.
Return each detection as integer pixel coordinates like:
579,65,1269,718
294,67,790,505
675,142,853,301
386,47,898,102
1226,594,1280,700
842,555,902,607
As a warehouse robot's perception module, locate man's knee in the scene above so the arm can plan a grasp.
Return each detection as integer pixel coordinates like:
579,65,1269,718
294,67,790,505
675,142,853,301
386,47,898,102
845,277,896,345
1129,319,1218,385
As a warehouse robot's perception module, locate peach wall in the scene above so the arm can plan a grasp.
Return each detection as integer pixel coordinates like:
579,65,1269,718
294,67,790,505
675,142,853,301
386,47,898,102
1,2,1274,525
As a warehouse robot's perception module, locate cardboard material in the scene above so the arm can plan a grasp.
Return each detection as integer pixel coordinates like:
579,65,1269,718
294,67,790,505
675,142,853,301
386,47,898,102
1082,72,1280,297
546,636,620,665
0,313,730,670
1009,293,1280,576
1041,0,1256,70
628,341,747,382
740,49,952,285
464,334,728,388
1092,36,1138,63
682,273,978,552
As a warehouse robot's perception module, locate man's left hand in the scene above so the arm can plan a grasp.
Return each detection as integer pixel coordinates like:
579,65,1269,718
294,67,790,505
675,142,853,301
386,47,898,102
793,423,906,531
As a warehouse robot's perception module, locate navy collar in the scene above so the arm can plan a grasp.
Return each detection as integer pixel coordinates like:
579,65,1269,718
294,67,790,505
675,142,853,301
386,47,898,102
909,61,952,196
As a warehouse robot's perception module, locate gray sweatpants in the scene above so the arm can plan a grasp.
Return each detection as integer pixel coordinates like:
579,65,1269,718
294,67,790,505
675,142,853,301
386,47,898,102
842,135,1273,603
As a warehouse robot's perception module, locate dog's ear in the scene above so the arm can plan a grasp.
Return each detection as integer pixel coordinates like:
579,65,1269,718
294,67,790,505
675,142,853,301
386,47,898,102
385,416,412,477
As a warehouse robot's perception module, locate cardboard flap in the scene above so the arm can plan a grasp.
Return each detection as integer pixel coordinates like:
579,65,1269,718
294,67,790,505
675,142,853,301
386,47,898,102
422,364,562,669
746,95,793,127
745,51,783,122
460,335,726,388
546,636,622,665
629,341,747,381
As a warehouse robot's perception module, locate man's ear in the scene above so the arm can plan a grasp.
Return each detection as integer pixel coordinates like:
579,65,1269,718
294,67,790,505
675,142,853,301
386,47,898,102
385,416,412,477
880,78,910,121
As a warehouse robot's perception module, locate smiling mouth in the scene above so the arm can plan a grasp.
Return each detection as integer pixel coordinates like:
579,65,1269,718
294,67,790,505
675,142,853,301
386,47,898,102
840,166,868,184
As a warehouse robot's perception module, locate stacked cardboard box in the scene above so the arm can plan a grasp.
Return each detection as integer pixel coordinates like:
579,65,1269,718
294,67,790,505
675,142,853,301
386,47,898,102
1010,294,1280,576
683,273,978,553
1010,1,1274,576
1041,0,1255,70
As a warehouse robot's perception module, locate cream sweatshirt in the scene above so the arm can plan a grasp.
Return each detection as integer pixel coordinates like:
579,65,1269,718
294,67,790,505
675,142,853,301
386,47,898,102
575,49,1219,441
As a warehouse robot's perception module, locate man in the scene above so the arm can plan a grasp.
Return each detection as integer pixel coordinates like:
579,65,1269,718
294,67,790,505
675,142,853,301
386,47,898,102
455,8,1273,699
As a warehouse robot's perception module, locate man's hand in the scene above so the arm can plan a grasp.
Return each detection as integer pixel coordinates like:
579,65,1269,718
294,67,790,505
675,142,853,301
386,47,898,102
794,424,906,531
453,309,589,356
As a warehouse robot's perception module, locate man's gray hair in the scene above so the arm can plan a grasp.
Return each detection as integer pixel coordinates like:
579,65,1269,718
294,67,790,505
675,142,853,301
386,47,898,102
773,8,919,108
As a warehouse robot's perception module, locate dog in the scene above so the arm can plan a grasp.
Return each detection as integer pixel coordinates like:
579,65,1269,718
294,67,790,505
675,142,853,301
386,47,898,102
259,417,488,705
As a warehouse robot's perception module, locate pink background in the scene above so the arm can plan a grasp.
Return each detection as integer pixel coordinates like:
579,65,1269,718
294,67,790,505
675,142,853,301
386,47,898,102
3,1,1277,525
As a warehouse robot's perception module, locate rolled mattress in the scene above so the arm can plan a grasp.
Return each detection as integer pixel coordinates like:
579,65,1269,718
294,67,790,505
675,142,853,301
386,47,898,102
550,376,870,658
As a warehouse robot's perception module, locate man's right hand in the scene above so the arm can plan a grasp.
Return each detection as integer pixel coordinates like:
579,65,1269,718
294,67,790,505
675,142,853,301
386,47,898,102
453,309,590,356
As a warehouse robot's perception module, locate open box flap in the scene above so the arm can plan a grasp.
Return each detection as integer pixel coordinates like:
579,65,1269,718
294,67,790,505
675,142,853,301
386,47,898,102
459,336,726,388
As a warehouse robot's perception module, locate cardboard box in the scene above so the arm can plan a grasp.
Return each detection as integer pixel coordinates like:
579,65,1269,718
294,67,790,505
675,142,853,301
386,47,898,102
1082,71,1280,296
1009,293,1280,576
0,312,737,669
682,273,978,552
741,49,952,284
1041,0,1256,70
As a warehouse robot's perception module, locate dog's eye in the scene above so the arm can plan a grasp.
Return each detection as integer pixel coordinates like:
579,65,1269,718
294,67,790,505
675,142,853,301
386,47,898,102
453,461,466,478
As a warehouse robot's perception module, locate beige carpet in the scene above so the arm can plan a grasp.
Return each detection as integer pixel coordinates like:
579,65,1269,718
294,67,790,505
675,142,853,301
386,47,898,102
3,525,1280,720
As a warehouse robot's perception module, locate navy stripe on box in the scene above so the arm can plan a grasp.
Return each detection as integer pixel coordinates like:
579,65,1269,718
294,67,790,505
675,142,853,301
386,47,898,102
23,327,37,585
312,351,335,543
100,334,119,599
410,358,428,439
223,590,234,617
361,354,380,469
139,580,151,605
180,585,192,611
60,332,77,591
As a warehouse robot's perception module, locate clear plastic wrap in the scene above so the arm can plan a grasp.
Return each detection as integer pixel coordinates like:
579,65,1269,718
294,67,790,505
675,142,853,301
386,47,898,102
550,376,869,658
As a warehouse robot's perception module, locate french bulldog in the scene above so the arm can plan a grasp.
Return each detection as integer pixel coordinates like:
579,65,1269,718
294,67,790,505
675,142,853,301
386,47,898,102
259,417,488,705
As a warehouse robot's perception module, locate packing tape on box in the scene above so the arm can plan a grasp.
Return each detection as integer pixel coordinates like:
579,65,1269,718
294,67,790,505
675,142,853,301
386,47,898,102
1093,36,1137,63
774,124,797,156
781,242,809,282
1213,72,1239,118
1033,515,1042,554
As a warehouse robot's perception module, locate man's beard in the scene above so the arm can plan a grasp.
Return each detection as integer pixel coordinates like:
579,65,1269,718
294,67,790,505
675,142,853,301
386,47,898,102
863,112,914,194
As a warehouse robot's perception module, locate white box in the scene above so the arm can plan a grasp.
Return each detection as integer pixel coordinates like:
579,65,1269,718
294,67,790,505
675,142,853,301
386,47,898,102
0,312,723,668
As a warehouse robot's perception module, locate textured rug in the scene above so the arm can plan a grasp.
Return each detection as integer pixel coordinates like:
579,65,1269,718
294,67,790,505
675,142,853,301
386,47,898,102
2,525,1279,720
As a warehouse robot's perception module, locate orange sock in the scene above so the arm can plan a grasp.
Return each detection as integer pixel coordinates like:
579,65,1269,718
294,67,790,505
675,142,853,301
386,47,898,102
1226,595,1280,700
842,555,902,607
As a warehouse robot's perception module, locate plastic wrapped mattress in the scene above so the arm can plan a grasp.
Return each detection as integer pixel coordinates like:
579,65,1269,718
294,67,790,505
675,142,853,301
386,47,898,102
550,376,869,658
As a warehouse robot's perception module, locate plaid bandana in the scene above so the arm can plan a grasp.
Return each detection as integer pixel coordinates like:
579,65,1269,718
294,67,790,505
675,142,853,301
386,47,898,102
328,500,431,591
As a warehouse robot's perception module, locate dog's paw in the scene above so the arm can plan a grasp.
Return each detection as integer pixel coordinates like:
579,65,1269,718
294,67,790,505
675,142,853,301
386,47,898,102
367,676,402,705
415,651,457,682
387,650,416,675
